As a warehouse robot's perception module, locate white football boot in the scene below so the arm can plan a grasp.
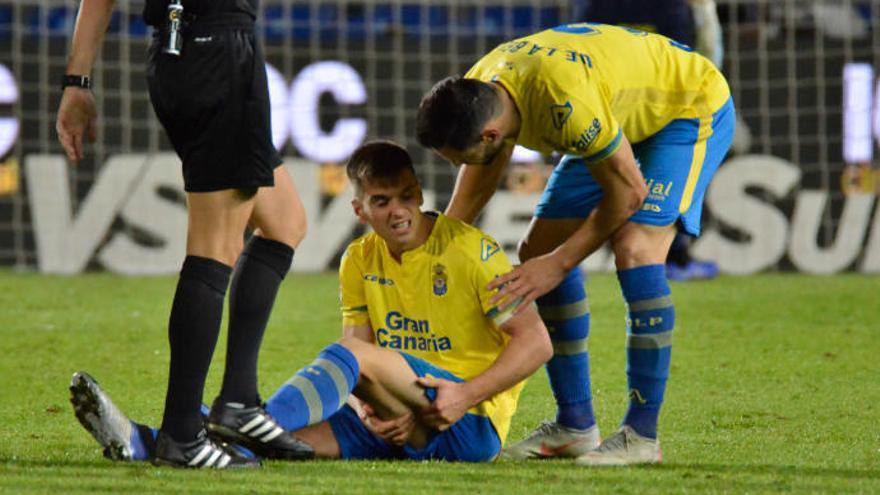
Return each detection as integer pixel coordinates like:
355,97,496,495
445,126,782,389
576,425,661,466
69,371,137,461
502,421,600,460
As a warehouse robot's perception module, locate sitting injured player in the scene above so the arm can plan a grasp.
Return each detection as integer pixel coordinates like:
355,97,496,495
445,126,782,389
70,140,552,463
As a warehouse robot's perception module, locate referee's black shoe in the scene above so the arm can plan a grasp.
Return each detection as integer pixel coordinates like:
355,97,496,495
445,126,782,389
206,399,315,460
153,430,261,469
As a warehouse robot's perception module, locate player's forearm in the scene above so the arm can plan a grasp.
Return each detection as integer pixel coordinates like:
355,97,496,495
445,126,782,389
66,0,116,75
552,141,647,270
445,168,495,224
460,311,552,405
552,194,639,271
444,145,513,224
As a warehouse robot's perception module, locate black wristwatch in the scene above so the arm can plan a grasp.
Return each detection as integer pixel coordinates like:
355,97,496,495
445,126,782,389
61,74,91,90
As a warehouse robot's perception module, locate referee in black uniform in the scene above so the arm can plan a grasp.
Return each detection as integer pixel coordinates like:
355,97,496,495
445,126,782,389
57,0,312,468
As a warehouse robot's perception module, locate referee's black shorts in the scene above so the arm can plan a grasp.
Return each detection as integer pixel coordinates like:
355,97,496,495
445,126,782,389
146,14,281,193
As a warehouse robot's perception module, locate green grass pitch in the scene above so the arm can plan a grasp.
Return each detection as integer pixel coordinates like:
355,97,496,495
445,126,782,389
0,271,878,493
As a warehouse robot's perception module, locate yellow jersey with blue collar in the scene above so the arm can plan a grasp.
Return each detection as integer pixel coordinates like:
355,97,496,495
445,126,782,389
464,23,731,163
339,212,523,443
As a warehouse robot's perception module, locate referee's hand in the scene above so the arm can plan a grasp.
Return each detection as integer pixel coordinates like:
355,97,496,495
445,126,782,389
56,87,98,162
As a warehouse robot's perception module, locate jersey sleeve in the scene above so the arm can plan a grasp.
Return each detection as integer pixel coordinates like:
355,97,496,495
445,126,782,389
339,245,370,327
558,81,623,163
468,234,518,327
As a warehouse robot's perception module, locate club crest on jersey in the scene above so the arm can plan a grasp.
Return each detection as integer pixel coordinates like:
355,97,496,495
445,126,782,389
432,263,448,296
550,101,573,130
480,237,501,261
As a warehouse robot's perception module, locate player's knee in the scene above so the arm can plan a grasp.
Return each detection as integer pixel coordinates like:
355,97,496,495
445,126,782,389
612,238,658,270
612,223,676,269
256,204,307,248
337,337,370,367
288,208,308,246
279,202,308,245
338,337,386,386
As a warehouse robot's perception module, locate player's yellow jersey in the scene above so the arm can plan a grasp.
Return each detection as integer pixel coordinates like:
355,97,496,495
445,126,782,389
339,212,524,443
465,23,731,163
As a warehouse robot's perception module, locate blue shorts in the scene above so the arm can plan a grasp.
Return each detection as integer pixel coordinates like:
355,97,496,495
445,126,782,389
327,352,501,462
535,98,735,236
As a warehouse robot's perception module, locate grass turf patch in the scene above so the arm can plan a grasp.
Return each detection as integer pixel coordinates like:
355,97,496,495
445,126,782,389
0,271,877,493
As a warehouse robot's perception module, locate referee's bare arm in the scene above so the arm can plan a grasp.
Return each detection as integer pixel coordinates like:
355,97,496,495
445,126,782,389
56,0,116,162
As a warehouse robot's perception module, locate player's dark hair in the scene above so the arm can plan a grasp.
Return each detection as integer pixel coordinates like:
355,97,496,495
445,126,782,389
416,76,501,151
346,140,416,194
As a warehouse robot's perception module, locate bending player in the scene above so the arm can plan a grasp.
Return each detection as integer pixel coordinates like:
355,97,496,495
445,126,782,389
579,0,726,281
70,141,552,463
417,23,735,465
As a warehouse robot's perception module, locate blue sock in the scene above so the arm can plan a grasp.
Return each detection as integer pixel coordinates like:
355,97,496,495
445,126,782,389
265,343,359,431
617,264,674,439
537,268,595,430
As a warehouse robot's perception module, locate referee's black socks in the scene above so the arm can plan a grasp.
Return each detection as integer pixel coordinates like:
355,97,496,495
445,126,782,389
161,255,232,442
219,236,294,407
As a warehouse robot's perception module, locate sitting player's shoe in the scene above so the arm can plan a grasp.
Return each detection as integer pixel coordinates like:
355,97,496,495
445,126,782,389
206,399,315,460
69,371,153,461
153,430,260,469
501,421,600,460
575,425,661,466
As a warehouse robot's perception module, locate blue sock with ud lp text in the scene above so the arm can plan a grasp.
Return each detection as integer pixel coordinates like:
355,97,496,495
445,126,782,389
265,343,359,431
617,264,674,439
536,268,596,430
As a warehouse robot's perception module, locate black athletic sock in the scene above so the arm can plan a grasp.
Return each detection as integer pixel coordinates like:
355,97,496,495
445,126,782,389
219,236,294,406
160,255,232,442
